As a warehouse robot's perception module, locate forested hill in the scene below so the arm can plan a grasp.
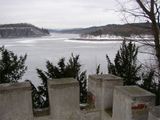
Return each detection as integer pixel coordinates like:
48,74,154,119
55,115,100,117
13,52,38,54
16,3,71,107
51,23,152,37
0,23,49,38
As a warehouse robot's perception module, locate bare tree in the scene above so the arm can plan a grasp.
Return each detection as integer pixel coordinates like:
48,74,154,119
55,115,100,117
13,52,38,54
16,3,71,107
117,0,160,74
116,0,160,104
136,0,160,72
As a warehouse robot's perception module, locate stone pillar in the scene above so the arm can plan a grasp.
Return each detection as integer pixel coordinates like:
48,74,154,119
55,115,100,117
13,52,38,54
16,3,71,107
113,86,155,120
88,74,123,111
148,106,160,120
0,82,33,120
48,78,80,120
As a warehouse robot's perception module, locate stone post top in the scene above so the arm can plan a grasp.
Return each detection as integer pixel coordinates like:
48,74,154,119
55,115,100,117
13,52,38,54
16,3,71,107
150,106,160,118
0,82,31,91
48,78,78,86
88,74,123,82
115,86,155,98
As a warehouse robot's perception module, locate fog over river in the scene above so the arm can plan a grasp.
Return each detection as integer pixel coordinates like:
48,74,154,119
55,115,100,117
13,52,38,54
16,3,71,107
0,33,154,86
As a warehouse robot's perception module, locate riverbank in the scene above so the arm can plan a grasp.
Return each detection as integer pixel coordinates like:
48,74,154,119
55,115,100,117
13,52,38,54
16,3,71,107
70,38,154,42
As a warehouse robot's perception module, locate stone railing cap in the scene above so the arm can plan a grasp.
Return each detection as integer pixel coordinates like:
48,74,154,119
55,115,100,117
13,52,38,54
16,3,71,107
88,74,122,81
48,78,78,85
115,86,155,98
150,106,160,118
0,82,31,91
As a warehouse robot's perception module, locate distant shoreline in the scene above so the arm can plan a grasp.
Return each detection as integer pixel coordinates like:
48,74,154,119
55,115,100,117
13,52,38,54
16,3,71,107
0,34,50,39
70,38,154,42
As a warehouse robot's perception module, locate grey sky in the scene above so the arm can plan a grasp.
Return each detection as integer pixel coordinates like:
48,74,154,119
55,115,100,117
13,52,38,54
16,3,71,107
0,0,124,28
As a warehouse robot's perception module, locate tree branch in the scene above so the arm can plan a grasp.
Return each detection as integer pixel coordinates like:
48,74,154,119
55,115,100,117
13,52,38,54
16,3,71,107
136,0,151,16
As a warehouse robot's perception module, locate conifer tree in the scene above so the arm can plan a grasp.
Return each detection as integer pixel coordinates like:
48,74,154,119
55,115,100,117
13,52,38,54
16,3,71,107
25,80,43,109
106,41,160,104
106,41,142,85
0,46,27,83
140,70,155,92
36,54,87,108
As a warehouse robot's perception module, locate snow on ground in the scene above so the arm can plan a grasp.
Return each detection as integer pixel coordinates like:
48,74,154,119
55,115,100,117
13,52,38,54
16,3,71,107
80,34,153,40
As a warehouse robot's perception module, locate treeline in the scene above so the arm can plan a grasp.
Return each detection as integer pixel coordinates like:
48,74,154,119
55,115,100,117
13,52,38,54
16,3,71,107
0,23,49,38
81,23,152,37
53,22,153,37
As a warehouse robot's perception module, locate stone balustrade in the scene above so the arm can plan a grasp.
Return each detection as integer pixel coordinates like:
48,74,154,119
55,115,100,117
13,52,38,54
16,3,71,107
0,74,159,120
0,82,33,120
113,86,155,120
148,106,160,120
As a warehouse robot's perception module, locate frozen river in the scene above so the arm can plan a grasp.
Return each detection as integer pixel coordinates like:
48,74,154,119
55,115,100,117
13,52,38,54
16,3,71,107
0,33,153,86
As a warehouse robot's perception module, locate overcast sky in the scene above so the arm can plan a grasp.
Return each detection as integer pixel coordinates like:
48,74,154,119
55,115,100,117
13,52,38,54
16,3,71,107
0,0,125,29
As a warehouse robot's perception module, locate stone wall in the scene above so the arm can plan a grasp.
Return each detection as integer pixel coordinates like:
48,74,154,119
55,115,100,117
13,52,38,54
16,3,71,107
48,78,80,120
148,106,160,120
113,86,155,120
0,74,159,120
81,109,101,120
0,82,33,120
88,74,123,110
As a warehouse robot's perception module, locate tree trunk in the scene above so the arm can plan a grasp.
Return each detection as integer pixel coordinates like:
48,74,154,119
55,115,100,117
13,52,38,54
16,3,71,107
150,15,160,73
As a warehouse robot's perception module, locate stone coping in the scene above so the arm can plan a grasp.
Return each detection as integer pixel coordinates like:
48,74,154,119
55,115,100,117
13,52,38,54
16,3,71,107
115,86,155,98
81,109,101,113
150,106,160,118
88,74,123,82
33,108,50,117
0,82,31,91
48,78,78,86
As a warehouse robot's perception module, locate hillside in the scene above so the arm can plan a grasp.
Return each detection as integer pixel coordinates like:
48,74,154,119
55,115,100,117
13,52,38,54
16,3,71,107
0,23,49,38
51,23,152,37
